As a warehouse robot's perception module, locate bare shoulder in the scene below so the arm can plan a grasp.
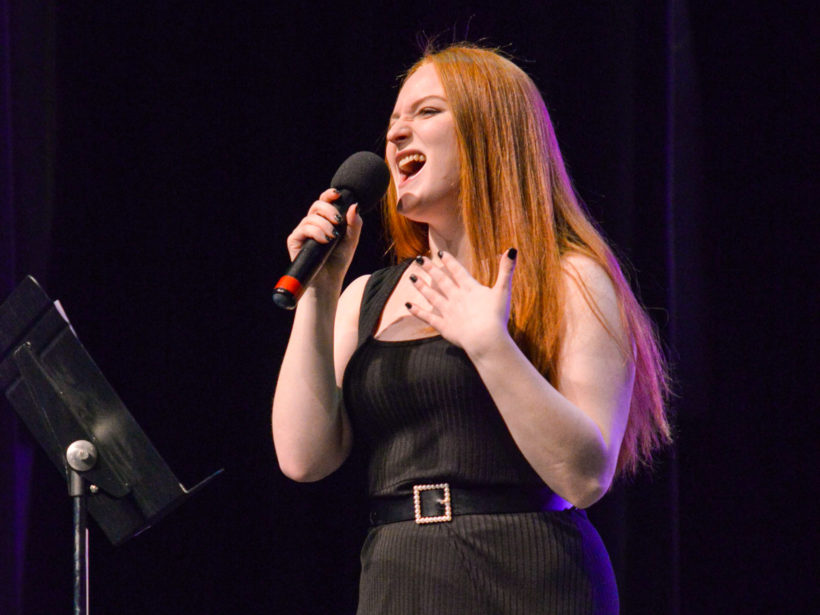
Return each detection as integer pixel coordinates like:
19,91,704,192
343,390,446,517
559,252,627,348
560,252,617,304
333,274,370,384
336,274,371,322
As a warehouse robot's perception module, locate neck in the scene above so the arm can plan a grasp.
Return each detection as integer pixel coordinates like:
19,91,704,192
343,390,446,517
428,223,472,269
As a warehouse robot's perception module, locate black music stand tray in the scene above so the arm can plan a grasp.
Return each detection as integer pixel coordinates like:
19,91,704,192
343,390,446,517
0,276,222,615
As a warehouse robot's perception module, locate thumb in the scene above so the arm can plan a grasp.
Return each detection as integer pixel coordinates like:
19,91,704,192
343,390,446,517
493,248,518,294
345,203,363,240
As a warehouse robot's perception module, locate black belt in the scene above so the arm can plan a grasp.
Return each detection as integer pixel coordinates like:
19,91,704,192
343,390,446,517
368,483,571,526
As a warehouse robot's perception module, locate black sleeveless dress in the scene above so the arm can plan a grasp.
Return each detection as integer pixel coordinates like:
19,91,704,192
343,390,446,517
343,261,619,615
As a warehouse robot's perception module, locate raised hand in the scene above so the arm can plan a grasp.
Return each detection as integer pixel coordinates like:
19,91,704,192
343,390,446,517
286,189,363,289
405,249,518,354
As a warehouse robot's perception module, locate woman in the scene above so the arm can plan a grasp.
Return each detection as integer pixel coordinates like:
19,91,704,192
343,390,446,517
272,44,670,614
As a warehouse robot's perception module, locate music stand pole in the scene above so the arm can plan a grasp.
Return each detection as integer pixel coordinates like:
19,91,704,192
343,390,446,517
67,440,97,615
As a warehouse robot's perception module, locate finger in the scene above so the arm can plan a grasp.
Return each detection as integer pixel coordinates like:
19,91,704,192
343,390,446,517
319,188,342,202
303,212,341,240
408,272,447,312
287,223,334,260
404,301,443,333
436,250,479,288
415,255,458,296
493,248,518,292
341,203,363,243
309,200,346,226
346,202,360,223
290,222,336,248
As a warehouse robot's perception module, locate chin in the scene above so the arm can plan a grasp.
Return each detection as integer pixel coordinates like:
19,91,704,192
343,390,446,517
399,190,459,225
396,192,415,212
396,194,427,220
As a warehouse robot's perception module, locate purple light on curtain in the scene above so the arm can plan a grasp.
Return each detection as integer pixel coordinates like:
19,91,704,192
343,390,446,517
12,430,34,593
1,0,35,613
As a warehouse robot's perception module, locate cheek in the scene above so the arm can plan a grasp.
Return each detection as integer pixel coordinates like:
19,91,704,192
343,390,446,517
445,142,460,181
442,129,459,175
384,148,400,182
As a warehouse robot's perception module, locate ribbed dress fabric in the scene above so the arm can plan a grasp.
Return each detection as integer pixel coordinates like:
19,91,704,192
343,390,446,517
343,260,619,615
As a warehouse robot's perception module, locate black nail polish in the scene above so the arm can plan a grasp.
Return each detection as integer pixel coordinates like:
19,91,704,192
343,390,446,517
334,213,343,223
507,248,518,260
437,250,444,258
409,274,418,283
332,228,340,238
325,234,334,241
405,302,412,310
415,255,425,265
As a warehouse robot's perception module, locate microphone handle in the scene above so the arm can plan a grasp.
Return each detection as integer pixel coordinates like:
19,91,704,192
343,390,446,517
272,188,353,310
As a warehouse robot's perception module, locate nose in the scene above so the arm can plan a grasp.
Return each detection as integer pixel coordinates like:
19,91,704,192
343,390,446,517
387,117,411,146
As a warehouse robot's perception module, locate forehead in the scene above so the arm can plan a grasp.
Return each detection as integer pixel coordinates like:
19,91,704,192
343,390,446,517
393,63,445,109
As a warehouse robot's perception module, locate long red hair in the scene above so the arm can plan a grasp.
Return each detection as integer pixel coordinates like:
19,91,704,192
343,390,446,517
382,44,671,477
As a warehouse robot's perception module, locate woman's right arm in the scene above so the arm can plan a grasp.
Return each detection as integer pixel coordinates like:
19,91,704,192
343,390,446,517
271,190,367,482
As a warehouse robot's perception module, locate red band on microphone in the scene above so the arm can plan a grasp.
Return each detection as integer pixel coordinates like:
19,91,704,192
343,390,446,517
274,275,303,298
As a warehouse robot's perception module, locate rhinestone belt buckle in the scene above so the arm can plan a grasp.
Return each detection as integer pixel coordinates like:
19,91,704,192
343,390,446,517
413,483,452,524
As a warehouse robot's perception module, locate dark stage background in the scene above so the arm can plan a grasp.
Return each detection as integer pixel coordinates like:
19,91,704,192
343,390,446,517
1,2,815,614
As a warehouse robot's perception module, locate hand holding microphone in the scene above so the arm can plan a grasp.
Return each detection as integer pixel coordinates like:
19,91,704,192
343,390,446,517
273,152,390,310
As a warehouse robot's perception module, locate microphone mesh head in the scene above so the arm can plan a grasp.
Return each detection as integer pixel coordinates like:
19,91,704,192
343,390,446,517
330,151,391,213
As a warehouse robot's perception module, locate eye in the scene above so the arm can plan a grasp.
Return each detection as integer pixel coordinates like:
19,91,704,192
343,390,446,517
418,107,441,117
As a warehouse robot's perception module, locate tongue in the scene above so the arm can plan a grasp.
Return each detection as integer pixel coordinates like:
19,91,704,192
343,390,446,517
402,159,425,177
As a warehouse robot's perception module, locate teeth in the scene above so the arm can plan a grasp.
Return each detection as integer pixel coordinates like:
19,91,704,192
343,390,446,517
397,153,426,174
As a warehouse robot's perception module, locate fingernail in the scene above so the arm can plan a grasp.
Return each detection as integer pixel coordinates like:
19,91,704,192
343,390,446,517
326,234,334,241
437,250,444,258
415,255,425,265
331,188,340,194
332,228,340,238
507,248,518,260
334,213,343,223
405,302,412,310
409,274,418,283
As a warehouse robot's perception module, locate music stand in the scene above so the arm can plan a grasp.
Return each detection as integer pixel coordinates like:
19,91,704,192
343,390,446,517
0,276,222,615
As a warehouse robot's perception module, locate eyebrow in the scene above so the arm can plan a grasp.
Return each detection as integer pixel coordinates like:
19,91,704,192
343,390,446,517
389,95,448,121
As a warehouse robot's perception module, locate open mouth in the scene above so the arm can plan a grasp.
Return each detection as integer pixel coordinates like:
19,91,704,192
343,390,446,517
396,153,426,183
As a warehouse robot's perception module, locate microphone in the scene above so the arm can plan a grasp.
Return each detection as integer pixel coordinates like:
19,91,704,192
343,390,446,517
272,151,390,310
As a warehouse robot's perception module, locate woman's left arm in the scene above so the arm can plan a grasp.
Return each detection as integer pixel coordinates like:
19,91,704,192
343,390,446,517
406,251,634,508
